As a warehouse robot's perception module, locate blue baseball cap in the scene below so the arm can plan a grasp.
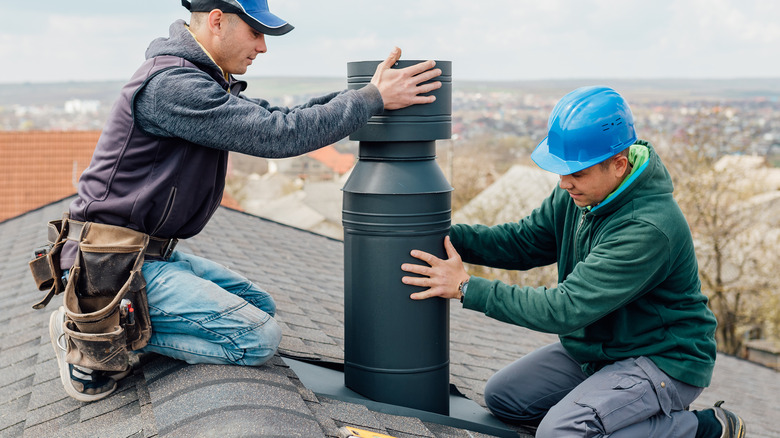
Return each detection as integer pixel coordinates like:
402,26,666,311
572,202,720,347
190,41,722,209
182,0,294,36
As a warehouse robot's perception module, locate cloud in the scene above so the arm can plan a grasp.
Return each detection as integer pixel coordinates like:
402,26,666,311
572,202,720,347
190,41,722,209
0,2,183,83
1,0,778,83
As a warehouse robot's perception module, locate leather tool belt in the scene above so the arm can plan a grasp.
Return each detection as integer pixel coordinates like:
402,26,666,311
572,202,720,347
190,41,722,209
67,220,178,261
29,213,168,371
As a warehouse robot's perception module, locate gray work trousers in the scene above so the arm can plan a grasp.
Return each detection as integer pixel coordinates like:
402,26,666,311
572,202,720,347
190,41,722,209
484,343,703,437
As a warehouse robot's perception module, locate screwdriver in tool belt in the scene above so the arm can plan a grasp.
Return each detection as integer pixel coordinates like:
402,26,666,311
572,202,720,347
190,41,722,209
120,299,135,325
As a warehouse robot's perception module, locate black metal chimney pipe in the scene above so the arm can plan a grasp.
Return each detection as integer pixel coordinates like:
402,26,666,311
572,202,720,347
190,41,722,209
342,60,452,415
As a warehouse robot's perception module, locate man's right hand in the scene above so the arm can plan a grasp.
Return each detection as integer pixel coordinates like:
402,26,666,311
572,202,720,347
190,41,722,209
370,47,442,111
402,236,470,301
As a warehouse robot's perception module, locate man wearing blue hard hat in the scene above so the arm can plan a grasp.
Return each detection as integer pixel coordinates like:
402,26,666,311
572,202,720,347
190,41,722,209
42,0,442,403
402,87,745,437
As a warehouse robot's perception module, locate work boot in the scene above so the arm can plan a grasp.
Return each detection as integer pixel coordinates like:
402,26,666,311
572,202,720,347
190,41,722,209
694,400,746,438
49,306,130,402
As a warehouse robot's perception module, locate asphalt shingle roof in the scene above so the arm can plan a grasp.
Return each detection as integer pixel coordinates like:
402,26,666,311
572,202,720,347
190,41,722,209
2,197,778,437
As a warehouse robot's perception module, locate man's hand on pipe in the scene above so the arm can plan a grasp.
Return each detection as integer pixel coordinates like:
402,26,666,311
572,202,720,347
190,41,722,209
402,236,470,300
371,47,442,110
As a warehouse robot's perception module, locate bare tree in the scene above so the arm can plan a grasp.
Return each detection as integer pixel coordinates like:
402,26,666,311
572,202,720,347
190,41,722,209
662,110,780,355
442,135,533,211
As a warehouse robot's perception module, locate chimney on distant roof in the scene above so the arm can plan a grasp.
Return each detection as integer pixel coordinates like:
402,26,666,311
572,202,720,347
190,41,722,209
342,60,452,415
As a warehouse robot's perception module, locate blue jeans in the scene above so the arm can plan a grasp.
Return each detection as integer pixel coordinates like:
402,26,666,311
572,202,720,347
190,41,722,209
137,251,281,366
485,343,703,437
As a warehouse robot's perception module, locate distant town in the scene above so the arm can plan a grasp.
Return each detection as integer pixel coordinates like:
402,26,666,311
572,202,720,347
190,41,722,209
2,77,778,162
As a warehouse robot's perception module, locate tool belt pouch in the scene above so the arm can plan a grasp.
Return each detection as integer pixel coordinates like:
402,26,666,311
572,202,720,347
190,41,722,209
29,216,68,309
62,222,152,372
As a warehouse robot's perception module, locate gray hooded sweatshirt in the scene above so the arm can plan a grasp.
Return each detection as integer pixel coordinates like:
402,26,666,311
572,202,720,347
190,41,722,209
63,20,383,268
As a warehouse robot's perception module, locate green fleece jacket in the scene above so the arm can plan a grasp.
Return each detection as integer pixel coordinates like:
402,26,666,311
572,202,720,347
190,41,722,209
452,141,717,388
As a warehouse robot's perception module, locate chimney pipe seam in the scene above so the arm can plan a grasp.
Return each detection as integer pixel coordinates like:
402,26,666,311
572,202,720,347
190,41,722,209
345,361,450,374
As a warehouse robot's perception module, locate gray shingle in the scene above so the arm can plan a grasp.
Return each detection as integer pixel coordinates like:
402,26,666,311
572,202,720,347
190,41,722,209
374,411,436,437
144,357,324,437
319,396,386,431
2,198,778,438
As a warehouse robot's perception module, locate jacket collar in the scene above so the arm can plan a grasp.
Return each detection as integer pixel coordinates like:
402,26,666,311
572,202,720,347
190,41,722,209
590,141,656,215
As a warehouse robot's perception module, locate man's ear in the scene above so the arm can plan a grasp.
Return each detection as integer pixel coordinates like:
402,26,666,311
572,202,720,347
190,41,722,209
207,9,225,35
613,154,630,177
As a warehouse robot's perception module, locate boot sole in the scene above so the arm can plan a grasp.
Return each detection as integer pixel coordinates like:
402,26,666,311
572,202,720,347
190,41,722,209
49,308,118,402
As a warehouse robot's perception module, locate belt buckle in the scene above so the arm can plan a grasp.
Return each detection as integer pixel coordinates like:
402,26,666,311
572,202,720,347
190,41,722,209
162,238,178,260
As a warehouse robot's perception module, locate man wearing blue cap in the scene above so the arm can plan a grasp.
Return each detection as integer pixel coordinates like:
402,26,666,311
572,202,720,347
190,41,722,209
46,0,442,402
402,87,745,437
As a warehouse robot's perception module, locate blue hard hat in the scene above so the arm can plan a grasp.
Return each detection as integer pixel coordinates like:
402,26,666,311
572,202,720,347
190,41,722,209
532,86,636,175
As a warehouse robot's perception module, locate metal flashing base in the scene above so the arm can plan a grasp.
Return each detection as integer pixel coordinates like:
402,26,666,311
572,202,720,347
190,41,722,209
283,358,518,438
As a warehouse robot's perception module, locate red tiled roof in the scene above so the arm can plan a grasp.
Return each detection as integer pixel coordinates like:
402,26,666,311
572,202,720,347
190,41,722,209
306,145,355,175
0,131,98,222
0,131,241,223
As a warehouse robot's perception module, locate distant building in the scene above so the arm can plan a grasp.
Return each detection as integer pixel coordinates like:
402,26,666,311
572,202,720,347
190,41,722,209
0,130,241,223
230,145,357,239
270,145,355,181
64,99,100,114
241,174,348,240
454,164,558,225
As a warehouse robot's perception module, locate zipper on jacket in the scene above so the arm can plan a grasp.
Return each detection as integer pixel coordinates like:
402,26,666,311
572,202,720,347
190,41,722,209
574,209,588,261
151,187,177,236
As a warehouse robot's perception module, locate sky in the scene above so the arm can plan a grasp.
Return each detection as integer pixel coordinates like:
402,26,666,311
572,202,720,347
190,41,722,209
2,0,779,84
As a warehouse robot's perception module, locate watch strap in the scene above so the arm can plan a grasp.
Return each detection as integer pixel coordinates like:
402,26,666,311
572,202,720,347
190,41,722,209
458,279,469,303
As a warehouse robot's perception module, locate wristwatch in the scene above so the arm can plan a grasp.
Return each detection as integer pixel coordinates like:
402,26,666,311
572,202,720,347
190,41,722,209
458,279,469,303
